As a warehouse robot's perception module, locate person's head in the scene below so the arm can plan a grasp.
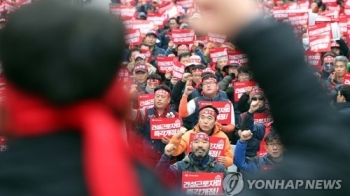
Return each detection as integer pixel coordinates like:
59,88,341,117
191,65,205,83
319,3,327,12
331,42,341,55
137,12,147,20
153,85,171,109
216,55,228,70
201,74,219,97
338,85,350,103
191,132,210,159
177,44,189,55
185,55,202,73
0,1,126,106
222,63,239,75
127,48,141,63
322,52,336,73
178,52,191,65
146,73,162,90
135,53,146,64
198,105,219,133
334,56,348,77
264,130,284,160
133,63,149,84
144,30,158,47
140,43,151,51
168,17,179,30
237,66,252,82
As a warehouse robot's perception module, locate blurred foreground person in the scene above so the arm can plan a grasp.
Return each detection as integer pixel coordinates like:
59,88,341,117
190,0,349,195
0,1,179,196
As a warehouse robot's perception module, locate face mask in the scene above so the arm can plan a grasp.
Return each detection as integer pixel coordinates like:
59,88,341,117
302,38,309,50
323,63,334,73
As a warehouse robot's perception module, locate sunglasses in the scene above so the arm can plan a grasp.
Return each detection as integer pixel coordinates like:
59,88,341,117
251,96,265,101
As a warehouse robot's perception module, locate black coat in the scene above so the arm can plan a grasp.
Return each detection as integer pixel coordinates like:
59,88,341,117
0,132,181,196
232,18,350,196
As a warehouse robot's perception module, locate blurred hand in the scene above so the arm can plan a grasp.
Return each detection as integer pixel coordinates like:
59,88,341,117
181,73,192,83
171,77,178,85
190,0,259,37
248,100,260,113
184,85,195,96
164,143,176,156
245,86,253,94
161,137,170,145
165,71,172,79
240,130,253,141
217,156,226,165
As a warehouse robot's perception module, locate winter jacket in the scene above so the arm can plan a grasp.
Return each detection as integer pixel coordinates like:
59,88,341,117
155,153,227,187
169,124,233,167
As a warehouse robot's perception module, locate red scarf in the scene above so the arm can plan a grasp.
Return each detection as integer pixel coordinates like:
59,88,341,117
2,76,142,196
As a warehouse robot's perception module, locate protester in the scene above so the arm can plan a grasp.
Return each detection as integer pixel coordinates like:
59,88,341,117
0,1,179,195
155,132,227,186
129,85,179,168
178,74,235,132
169,105,233,168
238,99,266,157
234,129,284,174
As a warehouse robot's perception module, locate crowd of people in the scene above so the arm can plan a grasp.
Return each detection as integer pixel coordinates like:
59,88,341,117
0,0,349,195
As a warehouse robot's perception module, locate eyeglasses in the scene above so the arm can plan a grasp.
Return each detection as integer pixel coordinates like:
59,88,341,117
192,74,202,78
202,81,216,86
251,96,265,101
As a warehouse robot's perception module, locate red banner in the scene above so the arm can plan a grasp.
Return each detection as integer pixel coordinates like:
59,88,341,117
117,67,131,85
125,29,142,46
209,48,227,64
309,33,331,53
109,4,136,18
207,33,227,44
132,20,155,35
182,172,224,195
272,6,289,20
308,23,331,37
138,94,155,110
150,118,182,139
122,17,134,29
254,113,272,124
233,81,257,102
344,73,350,85
198,101,232,125
172,59,185,79
287,12,309,29
171,29,195,45
305,51,322,70
227,50,249,65
157,56,174,73
147,12,165,28
187,134,225,158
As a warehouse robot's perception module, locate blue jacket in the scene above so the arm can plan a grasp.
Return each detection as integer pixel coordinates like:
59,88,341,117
234,140,277,174
238,112,265,157
155,153,227,185
142,107,178,159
